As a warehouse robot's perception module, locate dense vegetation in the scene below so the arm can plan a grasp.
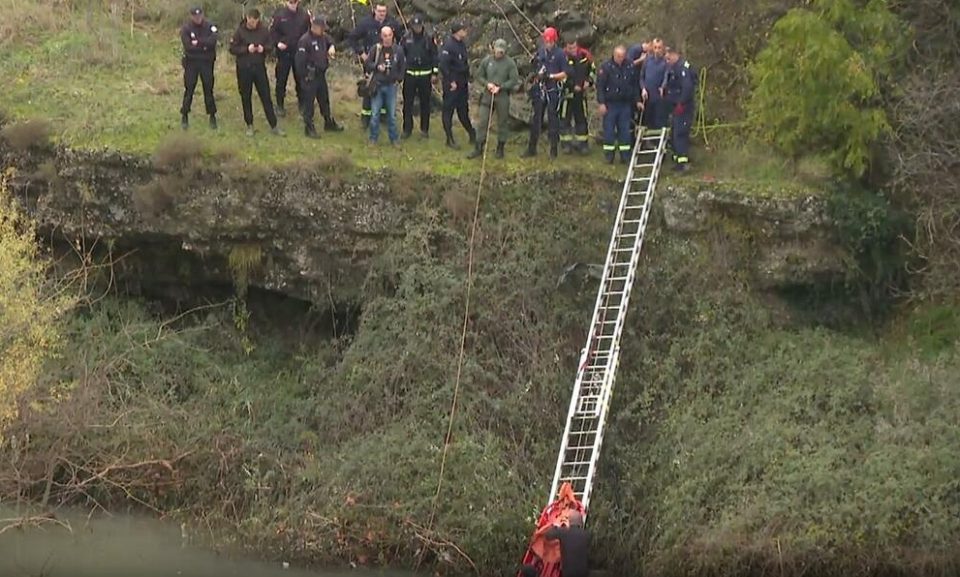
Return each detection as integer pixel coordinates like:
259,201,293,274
2,0,960,575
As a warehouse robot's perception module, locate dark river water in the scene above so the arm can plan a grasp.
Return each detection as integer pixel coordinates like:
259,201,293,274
0,510,417,577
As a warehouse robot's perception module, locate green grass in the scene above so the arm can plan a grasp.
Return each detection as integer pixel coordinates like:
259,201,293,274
0,15,822,191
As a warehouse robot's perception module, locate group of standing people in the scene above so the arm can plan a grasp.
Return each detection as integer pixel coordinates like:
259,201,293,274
178,3,697,168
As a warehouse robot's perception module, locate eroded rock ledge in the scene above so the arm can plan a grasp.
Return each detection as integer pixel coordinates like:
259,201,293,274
2,144,849,304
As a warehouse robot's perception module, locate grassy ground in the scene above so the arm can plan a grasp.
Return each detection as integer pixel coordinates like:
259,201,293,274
0,9,824,189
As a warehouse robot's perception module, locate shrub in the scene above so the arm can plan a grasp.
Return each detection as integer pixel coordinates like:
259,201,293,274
151,134,205,172
748,0,907,178
0,173,72,428
132,175,188,218
0,119,53,152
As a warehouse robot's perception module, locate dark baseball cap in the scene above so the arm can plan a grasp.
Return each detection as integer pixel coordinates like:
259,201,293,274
312,15,327,26
410,14,424,26
189,6,203,15
451,21,467,34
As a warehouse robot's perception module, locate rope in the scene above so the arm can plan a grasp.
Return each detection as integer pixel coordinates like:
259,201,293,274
488,0,535,57
505,0,543,36
425,95,497,534
691,65,747,145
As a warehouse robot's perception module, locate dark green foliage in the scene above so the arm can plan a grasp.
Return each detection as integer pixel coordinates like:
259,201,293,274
4,172,960,576
748,0,907,177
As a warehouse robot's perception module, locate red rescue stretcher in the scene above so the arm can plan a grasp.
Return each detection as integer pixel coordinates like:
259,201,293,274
516,482,586,577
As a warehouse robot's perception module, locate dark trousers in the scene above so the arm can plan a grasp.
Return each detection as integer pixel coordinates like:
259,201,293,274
361,91,388,119
275,51,301,108
671,103,694,163
642,97,668,129
403,73,432,135
302,70,333,131
181,59,216,116
442,83,474,139
528,86,561,150
238,64,278,128
560,90,588,149
603,101,633,161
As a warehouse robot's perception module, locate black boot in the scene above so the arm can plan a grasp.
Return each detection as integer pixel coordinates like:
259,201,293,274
495,142,505,159
277,103,286,118
466,141,483,159
605,154,615,165
520,145,536,158
550,143,559,158
209,114,218,130
361,115,370,129
468,129,477,145
324,118,344,132
305,125,320,139
445,134,460,150
180,113,189,130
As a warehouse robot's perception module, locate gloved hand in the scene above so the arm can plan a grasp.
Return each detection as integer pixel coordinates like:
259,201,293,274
673,103,685,116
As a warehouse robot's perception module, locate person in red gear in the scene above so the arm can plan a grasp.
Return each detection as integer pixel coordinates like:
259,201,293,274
560,38,594,154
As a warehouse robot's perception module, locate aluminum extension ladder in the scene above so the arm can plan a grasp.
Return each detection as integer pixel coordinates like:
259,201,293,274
548,127,669,512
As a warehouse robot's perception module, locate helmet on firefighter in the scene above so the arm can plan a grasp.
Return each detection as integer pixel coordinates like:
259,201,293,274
542,27,559,43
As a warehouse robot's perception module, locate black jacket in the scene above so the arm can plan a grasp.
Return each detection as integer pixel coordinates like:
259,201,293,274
544,526,590,577
295,30,335,77
364,43,406,85
229,21,273,68
180,19,219,63
438,35,469,84
270,5,310,55
349,14,402,56
402,29,437,73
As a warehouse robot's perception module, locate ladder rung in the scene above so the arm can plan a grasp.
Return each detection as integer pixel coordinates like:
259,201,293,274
562,461,593,467
634,163,656,168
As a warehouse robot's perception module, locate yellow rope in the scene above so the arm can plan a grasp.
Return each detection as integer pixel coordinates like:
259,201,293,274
424,95,498,542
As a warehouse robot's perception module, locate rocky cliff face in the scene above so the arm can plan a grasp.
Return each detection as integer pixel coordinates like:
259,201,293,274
1,143,848,305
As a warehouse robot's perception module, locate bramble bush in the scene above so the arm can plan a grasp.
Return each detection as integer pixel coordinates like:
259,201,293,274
748,0,907,178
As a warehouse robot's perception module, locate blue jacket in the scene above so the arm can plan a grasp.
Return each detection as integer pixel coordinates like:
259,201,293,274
665,58,696,105
533,45,570,88
596,58,638,104
641,55,668,101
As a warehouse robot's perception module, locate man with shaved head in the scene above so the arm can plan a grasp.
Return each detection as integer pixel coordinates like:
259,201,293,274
364,25,406,145
596,44,641,164
545,510,590,577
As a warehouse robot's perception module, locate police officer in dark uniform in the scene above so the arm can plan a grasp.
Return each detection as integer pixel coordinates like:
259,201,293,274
270,0,311,118
560,39,595,154
348,3,402,127
296,16,343,138
597,45,640,164
401,14,438,139
179,6,219,130
522,27,569,158
438,22,476,150
664,47,696,171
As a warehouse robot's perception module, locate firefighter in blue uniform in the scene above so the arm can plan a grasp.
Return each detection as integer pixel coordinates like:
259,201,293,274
522,27,569,158
559,39,595,155
348,2,401,127
640,38,668,129
596,45,640,164
664,47,696,170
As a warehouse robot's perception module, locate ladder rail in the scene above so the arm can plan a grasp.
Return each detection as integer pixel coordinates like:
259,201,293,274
578,128,668,510
548,127,648,505
548,127,666,508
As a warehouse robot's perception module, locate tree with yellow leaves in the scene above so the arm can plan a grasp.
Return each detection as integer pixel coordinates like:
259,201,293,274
0,169,72,428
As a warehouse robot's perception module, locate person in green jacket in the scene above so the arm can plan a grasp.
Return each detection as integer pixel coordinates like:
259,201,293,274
468,38,520,159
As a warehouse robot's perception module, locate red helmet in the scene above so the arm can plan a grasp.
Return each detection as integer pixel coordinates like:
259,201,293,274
542,27,558,43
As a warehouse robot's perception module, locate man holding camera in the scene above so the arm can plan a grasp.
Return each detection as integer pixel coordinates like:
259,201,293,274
364,26,406,145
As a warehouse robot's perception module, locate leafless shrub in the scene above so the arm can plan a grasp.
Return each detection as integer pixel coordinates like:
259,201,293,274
1,119,53,151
